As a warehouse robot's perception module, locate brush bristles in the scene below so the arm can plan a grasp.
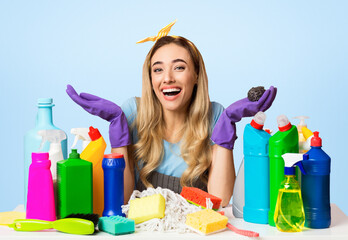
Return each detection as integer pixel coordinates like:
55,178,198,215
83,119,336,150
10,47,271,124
65,213,100,226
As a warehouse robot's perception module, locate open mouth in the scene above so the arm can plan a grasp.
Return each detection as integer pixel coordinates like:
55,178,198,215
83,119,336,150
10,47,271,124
162,88,182,97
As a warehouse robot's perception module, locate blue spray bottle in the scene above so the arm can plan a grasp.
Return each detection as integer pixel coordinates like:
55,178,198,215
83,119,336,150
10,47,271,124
301,131,331,228
243,112,271,224
24,98,67,206
102,153,125,217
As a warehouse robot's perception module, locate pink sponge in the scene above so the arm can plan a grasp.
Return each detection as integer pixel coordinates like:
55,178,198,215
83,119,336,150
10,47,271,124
180,187,222,210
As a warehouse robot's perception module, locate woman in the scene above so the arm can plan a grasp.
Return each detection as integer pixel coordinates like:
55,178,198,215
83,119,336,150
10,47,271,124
67,34,276,207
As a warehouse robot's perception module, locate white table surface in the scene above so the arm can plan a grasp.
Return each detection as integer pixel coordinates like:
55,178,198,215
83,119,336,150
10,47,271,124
1,204,347,240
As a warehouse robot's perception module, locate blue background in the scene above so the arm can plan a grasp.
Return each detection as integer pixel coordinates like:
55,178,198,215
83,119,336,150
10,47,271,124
1,1,347,214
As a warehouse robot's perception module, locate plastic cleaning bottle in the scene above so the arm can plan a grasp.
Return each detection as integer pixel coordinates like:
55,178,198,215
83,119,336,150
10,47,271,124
293,116,309,153
301,127,314,153
274,153,306,232
37,130,66,181
232,159,244,218
80,126,107,216
301,131,331,229
24,98,68,206
243,112,271,224
102,153,125,217
71,128,91,151
57,149,92,219
26,152,56,221
268,115,299,226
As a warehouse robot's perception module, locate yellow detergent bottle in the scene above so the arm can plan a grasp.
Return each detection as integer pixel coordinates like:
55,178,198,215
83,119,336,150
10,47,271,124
80,126,107,216
274,153,306,232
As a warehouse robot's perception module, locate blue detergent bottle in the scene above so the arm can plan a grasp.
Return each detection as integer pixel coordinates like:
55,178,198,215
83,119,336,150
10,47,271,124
301,131,331,228
243,112,271,224
24,98,68,206
102,153,125,217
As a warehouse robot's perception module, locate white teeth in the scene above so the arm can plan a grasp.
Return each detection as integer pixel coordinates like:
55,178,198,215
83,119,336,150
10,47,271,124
162,88,181,93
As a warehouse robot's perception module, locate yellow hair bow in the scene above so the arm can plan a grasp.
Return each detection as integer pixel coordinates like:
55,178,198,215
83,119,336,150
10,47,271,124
136,20,177,44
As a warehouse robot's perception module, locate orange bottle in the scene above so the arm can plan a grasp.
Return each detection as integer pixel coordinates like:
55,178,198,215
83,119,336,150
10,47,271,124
80,126,107,216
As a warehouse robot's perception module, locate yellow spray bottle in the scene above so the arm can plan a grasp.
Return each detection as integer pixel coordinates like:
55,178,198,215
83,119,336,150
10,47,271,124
80,126,107,216
274,153,306,232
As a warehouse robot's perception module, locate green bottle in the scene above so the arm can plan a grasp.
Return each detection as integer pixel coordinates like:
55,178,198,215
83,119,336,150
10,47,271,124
268,115,299,226
57,149,93,218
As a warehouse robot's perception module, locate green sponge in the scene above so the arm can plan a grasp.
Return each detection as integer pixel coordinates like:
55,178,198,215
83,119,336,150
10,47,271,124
98,216,135,235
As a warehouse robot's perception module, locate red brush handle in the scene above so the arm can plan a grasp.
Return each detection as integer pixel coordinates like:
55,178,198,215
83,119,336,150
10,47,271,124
226,223,259,238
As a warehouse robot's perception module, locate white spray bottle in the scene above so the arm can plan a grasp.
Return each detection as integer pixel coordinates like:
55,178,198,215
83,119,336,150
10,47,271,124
38,129,66,180
70,128,91,151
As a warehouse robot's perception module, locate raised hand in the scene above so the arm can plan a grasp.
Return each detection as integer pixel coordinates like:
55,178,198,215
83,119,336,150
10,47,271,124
66,85,131,148
211,86,277,149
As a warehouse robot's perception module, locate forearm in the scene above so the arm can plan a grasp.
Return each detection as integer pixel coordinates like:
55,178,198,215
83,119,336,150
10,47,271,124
111,146,135,204
208,144,236,207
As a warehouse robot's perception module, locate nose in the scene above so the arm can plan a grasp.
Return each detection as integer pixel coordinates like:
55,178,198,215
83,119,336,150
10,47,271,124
163,69,175,84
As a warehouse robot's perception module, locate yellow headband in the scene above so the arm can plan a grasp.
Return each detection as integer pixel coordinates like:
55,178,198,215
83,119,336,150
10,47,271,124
136,20,177,44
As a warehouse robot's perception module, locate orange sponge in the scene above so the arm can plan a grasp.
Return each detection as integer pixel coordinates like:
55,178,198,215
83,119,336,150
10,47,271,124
180,187,222,210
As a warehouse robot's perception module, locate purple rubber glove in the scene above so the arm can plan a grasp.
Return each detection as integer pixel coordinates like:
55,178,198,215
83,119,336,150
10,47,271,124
66,84,131,148
211,86,277,149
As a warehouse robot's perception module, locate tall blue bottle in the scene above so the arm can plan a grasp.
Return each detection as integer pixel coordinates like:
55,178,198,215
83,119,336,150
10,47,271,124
301,131,331,228
24,98,68,206
102,153,125,217
243,112,271,224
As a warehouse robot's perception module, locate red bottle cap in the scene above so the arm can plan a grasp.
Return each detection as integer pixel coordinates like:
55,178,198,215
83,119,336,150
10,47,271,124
278,122,292,132
311,131,322,147
88,126,101,141
250,119,263,130
104,153,124,159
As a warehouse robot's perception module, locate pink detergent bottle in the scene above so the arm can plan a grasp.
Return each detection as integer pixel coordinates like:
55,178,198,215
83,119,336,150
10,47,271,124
26,152,56,221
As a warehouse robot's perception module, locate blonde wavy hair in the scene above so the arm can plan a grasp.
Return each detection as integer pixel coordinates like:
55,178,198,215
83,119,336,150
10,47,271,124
134,36,212,188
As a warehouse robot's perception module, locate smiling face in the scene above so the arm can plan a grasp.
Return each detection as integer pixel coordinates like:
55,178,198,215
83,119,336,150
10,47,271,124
150,43,198,113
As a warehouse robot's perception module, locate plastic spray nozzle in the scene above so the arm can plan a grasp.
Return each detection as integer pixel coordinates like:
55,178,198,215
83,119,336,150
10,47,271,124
282,153,307,176
71,128,91,150
38,130,66,151
293,116,309,129
250,111,266,130
277,115,291,132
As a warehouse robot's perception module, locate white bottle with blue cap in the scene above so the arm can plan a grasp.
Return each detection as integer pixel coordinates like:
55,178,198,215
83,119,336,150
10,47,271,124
274,153,307,232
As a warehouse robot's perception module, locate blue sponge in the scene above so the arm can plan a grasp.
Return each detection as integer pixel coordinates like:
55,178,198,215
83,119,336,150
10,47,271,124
98,215,135,235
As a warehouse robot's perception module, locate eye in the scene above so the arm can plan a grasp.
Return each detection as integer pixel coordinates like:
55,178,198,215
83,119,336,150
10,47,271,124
153,68,163,73
175,65,185,71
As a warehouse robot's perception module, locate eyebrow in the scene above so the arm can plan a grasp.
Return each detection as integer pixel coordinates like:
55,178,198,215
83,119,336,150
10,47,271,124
152,58,187,67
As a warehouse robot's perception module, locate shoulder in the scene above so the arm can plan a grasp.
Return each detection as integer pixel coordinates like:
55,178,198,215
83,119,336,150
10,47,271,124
121,97,139,125
211,101,225,124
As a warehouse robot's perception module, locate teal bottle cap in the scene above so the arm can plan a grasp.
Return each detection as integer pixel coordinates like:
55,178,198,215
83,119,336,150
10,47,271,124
37,98,55,107
69,149,80,159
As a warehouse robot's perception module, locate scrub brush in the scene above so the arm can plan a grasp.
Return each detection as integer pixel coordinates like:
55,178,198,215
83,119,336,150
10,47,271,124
9,213,99,235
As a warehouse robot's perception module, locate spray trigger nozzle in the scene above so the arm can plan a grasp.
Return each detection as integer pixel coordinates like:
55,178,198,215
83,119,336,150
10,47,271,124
282,153,307,175
38,129,66,151
70,128,91,150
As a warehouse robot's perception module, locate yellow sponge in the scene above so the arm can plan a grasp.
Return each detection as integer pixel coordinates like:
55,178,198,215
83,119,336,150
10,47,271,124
186,209,228,235
128,194,165,224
